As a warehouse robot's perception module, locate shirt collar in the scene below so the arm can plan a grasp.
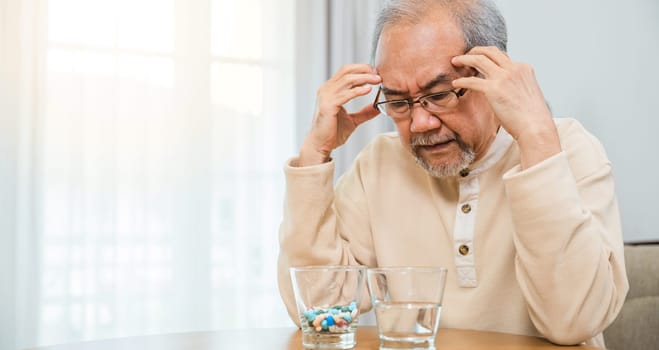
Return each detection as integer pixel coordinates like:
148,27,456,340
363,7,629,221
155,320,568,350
460,127,514,178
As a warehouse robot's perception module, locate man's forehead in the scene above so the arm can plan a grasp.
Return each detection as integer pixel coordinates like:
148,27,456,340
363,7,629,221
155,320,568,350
374,10,464,57
374,18,466,95
379,71,456,96
375,50,464,95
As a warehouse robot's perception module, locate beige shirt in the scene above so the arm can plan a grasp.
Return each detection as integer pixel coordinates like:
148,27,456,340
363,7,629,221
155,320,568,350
278,118,628,347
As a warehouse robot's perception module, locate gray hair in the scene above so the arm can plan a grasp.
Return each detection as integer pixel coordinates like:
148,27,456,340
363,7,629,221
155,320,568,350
371,0,508,63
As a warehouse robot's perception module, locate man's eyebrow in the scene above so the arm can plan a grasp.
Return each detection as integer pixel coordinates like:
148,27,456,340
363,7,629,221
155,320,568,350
419,73,453,92
380,73,453,97
380,86,407,96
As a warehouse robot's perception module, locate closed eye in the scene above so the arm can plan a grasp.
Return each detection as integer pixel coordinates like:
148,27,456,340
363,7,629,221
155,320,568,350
386,100,410,111
423,92,452,103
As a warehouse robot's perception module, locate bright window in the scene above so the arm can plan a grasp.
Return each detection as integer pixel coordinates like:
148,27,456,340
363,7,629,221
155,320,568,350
36,0,294,345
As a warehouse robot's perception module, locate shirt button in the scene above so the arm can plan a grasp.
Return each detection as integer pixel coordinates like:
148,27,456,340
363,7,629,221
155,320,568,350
458,244,470,256
461,204,471,214
459,168,470,177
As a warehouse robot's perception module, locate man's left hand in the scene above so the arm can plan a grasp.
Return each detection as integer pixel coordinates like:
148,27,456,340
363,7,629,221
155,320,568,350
451,46,561,168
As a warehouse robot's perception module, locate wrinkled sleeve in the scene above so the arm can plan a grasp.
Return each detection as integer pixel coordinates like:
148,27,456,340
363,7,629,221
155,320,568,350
503,146,628,345
277,157,376,325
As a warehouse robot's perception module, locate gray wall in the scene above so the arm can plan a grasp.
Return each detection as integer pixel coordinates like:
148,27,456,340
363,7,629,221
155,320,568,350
495,0,659,242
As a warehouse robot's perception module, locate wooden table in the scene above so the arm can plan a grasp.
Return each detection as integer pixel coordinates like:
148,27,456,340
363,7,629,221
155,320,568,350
30,327,601,350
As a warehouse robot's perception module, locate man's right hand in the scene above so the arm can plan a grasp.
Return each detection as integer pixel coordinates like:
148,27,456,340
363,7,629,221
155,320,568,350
298,64,382,167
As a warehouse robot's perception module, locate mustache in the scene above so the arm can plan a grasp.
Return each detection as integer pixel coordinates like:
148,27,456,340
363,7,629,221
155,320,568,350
411,132,457,147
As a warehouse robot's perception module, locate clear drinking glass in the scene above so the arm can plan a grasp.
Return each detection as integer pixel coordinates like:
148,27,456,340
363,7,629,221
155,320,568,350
367,267,448,350
290,266,367,349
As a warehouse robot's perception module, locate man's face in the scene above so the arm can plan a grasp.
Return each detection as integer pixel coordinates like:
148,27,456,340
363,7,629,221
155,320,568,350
375,14,499,177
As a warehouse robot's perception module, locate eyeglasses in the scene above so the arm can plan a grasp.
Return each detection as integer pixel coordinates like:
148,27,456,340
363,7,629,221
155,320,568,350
372,86,467,121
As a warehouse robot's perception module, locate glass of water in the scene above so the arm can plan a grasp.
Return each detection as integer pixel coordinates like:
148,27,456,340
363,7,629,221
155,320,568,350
290,266,367,349
367,267,447,350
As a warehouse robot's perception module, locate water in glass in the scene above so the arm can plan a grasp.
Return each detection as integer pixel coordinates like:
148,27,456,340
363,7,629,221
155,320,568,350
373,301,442,349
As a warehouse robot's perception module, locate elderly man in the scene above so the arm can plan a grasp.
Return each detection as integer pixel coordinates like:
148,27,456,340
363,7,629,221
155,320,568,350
277,0,628,346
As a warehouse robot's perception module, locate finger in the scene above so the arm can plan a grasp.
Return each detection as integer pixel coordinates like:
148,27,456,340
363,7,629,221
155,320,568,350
452,76,488,92
337,73,381,89
333,64,377,79
451,54,501,78
464,46,511,67
333,85,374,107
350,103,380,125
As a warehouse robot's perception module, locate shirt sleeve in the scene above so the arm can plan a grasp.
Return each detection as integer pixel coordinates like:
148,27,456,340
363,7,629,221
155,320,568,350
503,148,628,345
277,156,376,325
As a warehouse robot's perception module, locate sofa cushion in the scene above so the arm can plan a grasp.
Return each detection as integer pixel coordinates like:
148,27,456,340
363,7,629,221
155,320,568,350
603,296,659,350
624,245,659,299
603,243,659,350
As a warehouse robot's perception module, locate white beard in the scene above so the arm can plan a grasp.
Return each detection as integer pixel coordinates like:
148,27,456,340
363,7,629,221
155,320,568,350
412,146,475,178
410,131,475,178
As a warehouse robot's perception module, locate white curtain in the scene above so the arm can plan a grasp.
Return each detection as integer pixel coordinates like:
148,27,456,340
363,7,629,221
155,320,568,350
327,0,394,178
292,0,393,179
1,0,295,348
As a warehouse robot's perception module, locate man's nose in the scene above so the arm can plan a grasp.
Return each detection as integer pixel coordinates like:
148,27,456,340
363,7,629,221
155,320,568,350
410,104,441,133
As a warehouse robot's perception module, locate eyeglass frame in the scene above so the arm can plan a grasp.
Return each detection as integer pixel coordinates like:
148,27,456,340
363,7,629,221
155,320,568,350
372,85,468,119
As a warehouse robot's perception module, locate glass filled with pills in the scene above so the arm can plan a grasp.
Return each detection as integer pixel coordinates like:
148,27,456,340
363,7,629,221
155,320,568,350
290,266,367,349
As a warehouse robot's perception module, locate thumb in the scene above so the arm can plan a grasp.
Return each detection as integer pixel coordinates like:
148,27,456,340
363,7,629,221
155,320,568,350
350,103,380,126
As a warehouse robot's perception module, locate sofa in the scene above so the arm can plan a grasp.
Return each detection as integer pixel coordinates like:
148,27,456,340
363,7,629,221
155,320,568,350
603,242,659,350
